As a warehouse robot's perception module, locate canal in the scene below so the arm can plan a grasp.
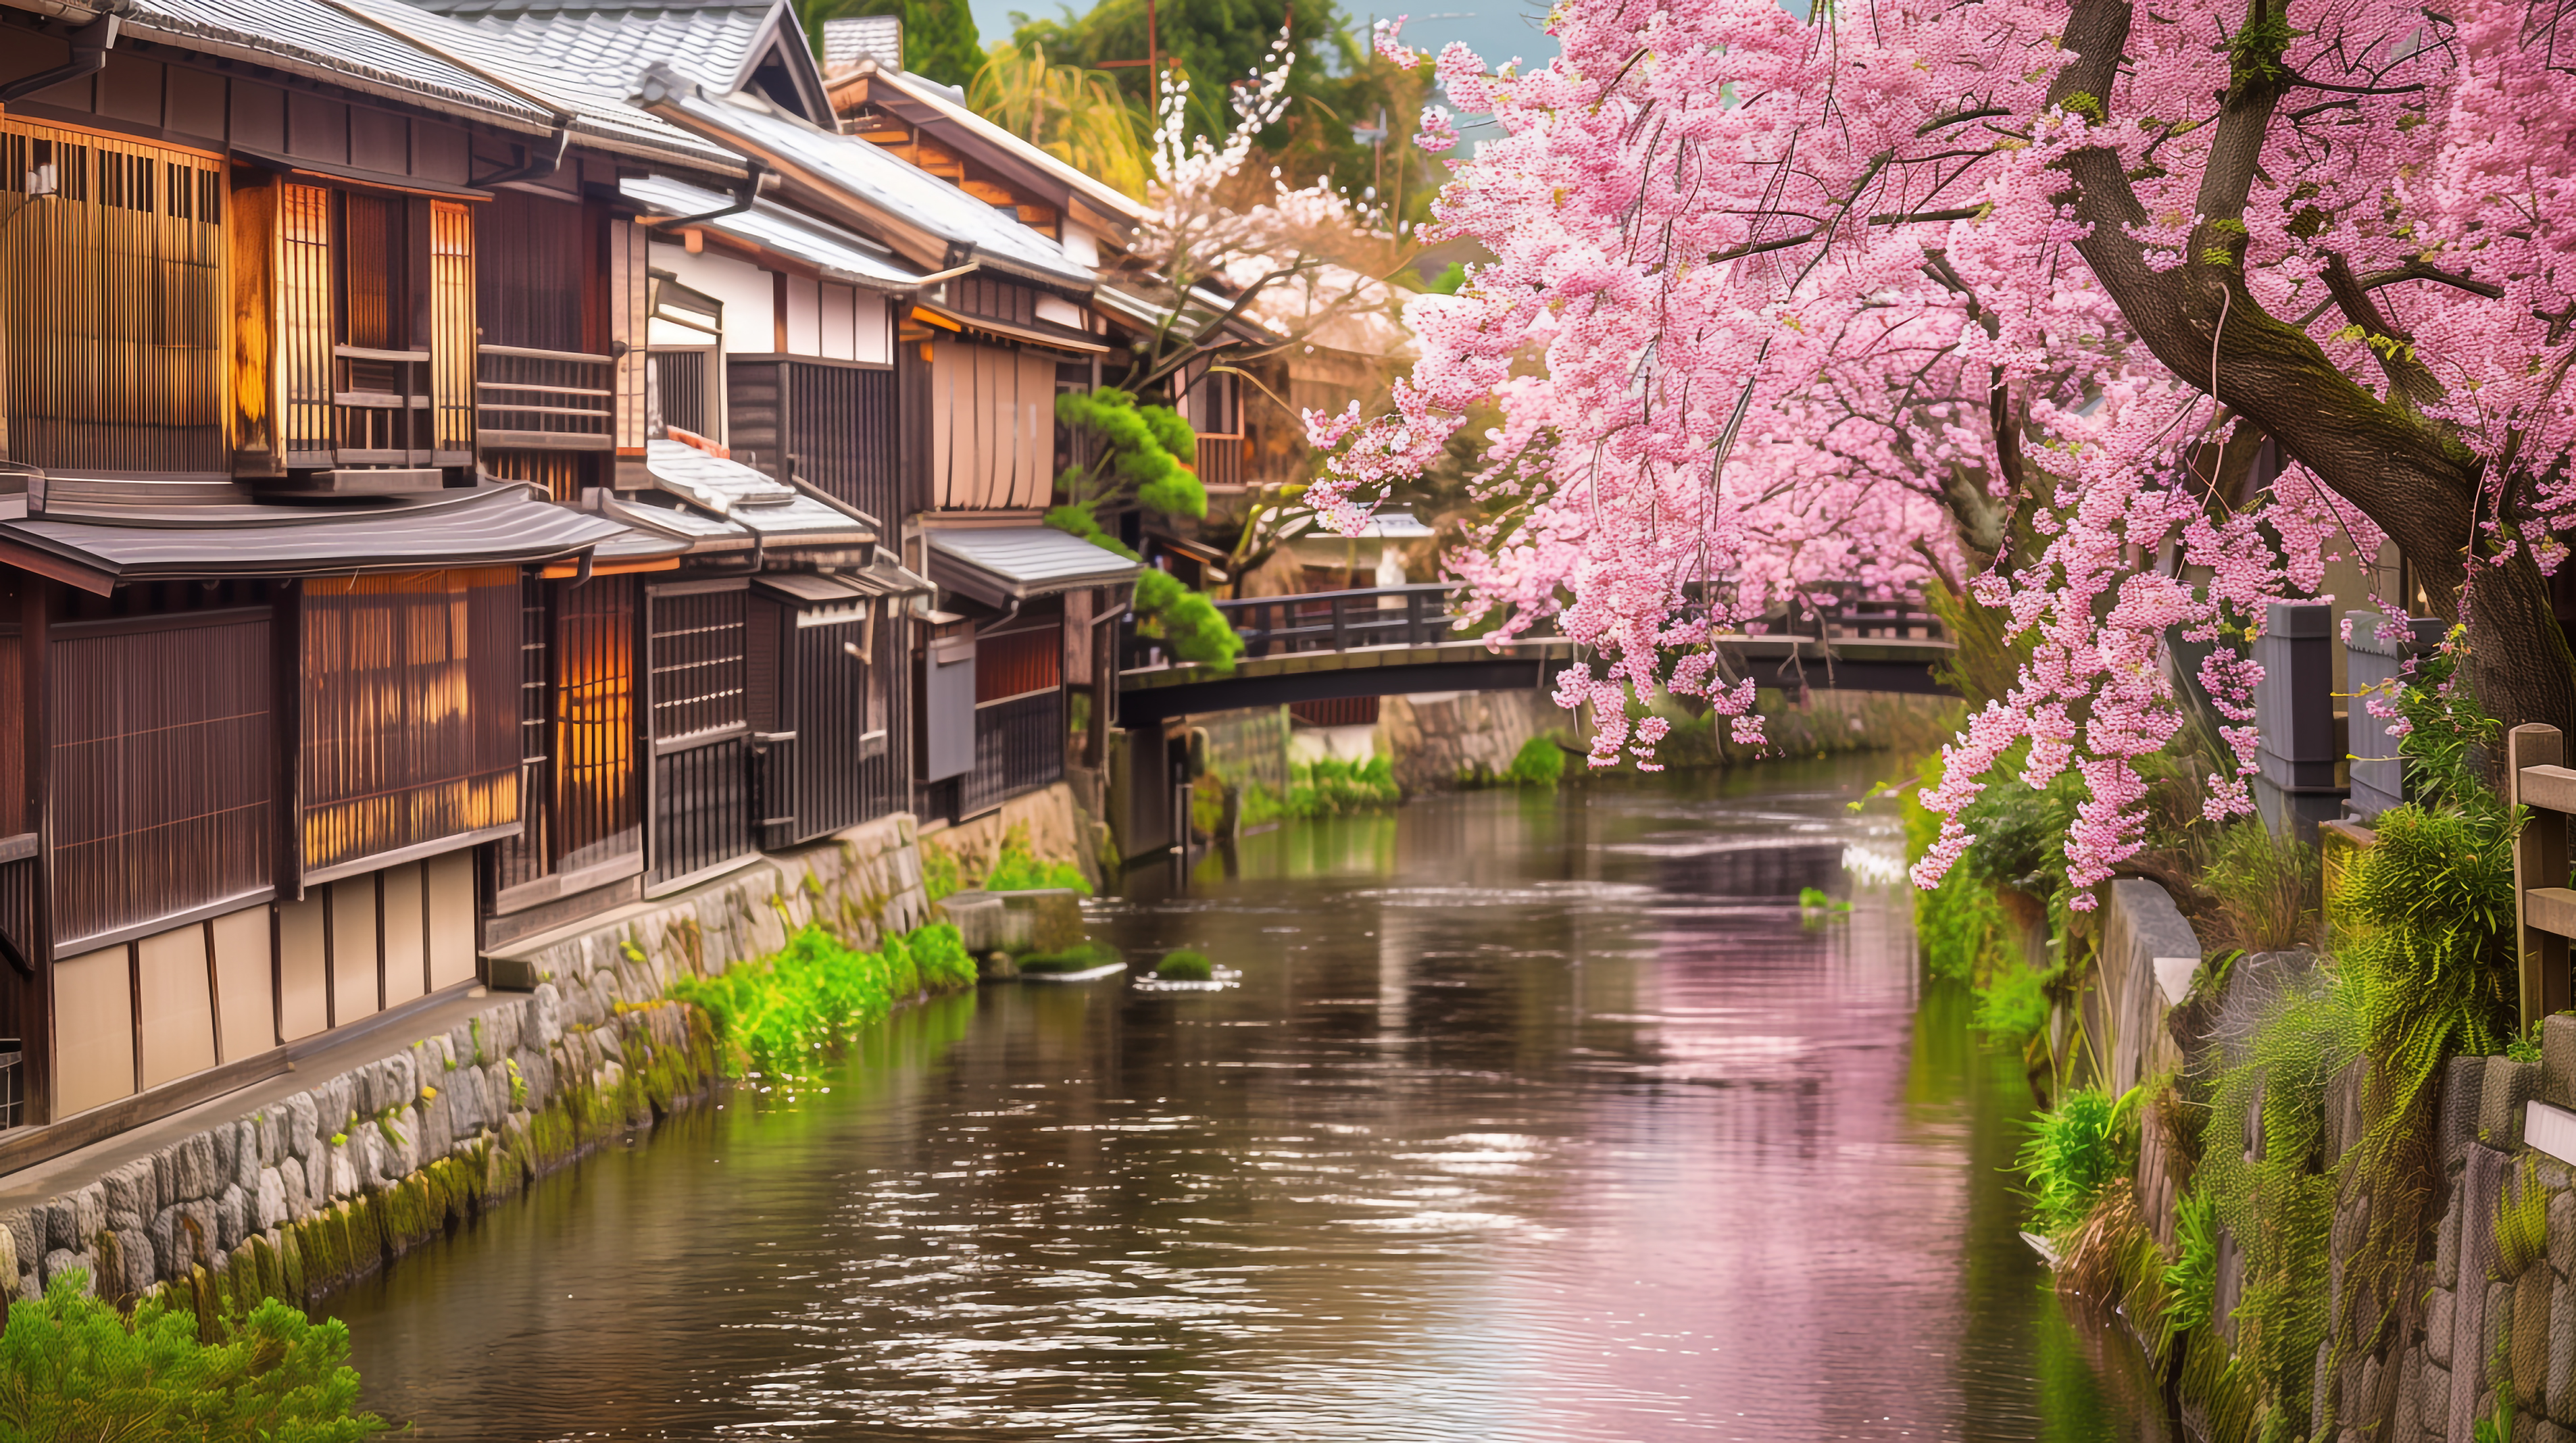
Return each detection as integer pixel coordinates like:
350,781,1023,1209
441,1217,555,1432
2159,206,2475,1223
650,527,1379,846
337,760,2167,1440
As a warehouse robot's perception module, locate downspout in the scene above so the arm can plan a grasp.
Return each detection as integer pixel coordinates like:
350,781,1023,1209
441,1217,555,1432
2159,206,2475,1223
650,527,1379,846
477,124,571,186
0,3,125,107
645,159,769,231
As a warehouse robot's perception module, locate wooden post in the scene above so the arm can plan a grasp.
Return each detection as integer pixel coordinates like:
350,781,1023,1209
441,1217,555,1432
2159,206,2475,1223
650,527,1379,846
2510,723,2571,1030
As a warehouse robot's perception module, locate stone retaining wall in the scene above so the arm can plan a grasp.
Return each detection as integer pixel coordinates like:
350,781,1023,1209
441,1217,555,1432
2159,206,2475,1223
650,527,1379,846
0,813,933,1313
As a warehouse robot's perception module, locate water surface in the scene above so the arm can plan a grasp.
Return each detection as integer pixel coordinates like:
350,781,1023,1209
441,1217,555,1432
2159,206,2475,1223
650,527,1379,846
339,761,2166,1440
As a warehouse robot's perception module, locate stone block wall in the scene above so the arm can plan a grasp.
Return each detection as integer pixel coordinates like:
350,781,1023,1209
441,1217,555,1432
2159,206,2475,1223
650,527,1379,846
2372,1033,2576,1442
1379,690,1568,794
0,813,934,1312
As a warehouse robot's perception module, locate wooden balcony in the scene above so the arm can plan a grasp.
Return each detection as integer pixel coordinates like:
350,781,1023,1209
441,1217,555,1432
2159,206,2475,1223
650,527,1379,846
478,345,616,453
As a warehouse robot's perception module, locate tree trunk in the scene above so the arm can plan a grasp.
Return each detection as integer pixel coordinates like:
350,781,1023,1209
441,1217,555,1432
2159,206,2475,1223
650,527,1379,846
2044,0,2576,740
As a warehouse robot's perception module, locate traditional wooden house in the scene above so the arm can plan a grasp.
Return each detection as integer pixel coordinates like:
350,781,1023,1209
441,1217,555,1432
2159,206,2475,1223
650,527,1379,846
0,0,709,1146
0,0,963,1152
637,61,1141,827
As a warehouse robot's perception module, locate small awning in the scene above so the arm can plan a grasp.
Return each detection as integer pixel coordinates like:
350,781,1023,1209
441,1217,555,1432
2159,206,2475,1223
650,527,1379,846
926,526,1139,607
0,482,650,593
912,302,1111,355
640,439,877,547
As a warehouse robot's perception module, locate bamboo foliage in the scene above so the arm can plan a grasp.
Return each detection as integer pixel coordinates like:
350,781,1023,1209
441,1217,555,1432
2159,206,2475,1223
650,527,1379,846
0,119,226,472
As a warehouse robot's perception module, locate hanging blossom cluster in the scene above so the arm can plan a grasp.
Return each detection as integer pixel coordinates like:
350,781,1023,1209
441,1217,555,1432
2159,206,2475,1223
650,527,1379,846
1313,0,2575,902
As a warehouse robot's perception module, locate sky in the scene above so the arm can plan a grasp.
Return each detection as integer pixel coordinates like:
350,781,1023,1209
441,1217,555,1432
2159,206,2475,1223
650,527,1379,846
963,0,1564,81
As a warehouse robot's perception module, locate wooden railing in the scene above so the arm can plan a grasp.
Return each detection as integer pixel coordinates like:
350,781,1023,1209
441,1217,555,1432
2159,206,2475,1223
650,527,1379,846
1754,583,1946,641
2511,724,2576,1027
477,344,615,452
1121,583,1462,671
1193,434,1243,491
962,690,1064,815
332,345,439,465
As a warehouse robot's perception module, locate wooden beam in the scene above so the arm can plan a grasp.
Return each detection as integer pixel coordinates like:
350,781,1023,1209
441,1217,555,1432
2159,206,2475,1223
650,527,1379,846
2521,763,2576,816
2512,724,2572,1028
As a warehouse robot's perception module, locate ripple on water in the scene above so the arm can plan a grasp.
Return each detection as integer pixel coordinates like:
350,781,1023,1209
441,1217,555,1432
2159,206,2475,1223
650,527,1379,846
335,763,2166,1443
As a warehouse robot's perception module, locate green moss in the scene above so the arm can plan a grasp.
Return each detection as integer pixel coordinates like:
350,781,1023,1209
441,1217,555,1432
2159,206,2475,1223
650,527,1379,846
1155,950,1213,982
670,922,978,1087
1019,940,1123,975
1504,734,1567,788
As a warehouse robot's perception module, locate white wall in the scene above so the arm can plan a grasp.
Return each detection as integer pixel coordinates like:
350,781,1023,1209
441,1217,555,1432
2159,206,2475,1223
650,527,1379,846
649,241,776,356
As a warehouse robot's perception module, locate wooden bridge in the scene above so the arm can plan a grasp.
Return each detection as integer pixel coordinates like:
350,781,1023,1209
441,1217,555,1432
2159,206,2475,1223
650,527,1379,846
1112,583,1960,725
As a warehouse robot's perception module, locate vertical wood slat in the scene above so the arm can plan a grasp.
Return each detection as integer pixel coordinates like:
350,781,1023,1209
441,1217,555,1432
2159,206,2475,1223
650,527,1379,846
21,581,46,1126
646,586,750,885
0,118,224,472
555,576,639,873
276,183,334,457
49,614,274,949
2513,723,2571,1030
429,201,475,453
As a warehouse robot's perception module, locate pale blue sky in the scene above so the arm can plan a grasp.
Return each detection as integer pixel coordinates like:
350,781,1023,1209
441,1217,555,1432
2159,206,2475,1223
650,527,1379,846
964,0,1562,80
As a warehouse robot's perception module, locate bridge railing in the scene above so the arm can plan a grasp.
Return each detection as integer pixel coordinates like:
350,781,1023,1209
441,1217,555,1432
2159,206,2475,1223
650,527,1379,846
1120,583,1466,672
1751,584,1946,642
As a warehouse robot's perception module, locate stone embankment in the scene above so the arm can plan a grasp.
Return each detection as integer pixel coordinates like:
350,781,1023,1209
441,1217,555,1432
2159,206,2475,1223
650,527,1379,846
0,810,939,1315
2087,878,2576,1442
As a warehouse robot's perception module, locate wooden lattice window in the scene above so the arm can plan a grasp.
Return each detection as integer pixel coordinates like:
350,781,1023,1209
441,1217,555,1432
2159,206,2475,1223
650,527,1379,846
0,119,226,473
648,586,747,742
301,568,520,879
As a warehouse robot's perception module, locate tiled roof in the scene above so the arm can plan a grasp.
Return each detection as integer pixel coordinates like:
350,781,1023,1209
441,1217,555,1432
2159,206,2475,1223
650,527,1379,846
621,175,921,288
333,0,760,163
926,526,1139,605
640,439,878,544
819,14,898,71
636,73,1095,290
2,483,645,581
847,60,1144,226
120,0,553,129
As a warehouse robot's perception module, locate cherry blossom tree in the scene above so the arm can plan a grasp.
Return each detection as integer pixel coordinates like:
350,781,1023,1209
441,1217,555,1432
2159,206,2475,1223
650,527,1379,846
1320,0,2576,901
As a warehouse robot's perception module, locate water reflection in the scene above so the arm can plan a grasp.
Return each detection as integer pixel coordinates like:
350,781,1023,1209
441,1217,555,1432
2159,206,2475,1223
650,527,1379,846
337,761,2164,1441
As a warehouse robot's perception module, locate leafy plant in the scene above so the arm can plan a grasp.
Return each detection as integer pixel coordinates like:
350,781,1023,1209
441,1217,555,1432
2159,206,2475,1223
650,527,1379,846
1129,568,1245,673
1155,949,1213,982
1287,755,1399,814
2162,1185,2219,1342
1795,886,1851,913
2014,1085,2139,1239
2202,821,2322,955
1973,964,2053,1044
1503,734,1566,788
0,1273,386,1441
668,923,976,1086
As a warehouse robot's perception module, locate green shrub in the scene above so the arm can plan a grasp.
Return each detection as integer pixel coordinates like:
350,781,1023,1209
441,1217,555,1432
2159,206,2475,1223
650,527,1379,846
0,1273,386,1441
668,922,976,1084
1018,940,1122,975
1286,755,1399,815
1504,735,1566,788
2015,1085,2139,1239
1972,964,2053,1043
2203,821,2321,954
1154,949,1212,981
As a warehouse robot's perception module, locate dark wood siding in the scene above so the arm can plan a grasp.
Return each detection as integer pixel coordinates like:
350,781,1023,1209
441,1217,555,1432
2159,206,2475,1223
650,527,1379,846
474,189,585,354
300,567,518,877
724,356,901,524
974,620,1062,704
51,611,274,948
